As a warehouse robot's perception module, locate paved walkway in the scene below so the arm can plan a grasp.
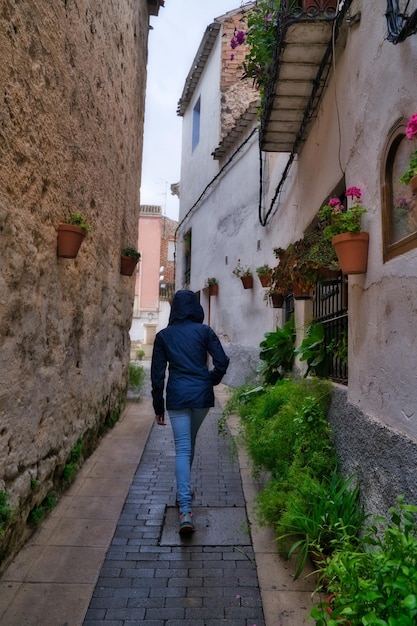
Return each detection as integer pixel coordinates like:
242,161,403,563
0,369,316,625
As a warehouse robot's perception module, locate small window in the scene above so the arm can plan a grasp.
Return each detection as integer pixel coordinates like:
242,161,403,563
382,119,417,261
192,97,201,151
167,240,175,262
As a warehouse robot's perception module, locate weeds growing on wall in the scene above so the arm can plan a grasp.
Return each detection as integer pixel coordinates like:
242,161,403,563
0,491,13,534
28,491,57,527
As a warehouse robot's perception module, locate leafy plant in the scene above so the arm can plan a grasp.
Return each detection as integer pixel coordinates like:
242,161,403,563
277,472,366,580
258,315,295,384
295,322,327,377
0,491,13,534
206,277,218,285
122,246,141,260
232,259,252,277
28,491,57,527
67,212,92,232
129,362,146,394
311,496,417,625
256,264,272,276
63,437,84,483
318,187,367,240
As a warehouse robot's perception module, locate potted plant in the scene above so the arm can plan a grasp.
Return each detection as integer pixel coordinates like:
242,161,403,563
303,231,340,281
121,246,141,276
57,212,92,258
256,264,273,287
136,349,145,361
318,187,368,275
399,113,417,194
205,277,218,296
232,260,253,289
267,247,293,306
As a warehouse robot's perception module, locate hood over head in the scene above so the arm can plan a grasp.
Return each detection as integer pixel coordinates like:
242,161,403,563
169,290,204,325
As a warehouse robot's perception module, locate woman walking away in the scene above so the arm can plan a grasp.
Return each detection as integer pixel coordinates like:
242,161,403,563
151,290,229,534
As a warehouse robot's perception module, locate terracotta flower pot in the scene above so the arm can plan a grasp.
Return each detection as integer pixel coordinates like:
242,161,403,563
240,275,253,289
120,255,139,276
57,224,86,258
258,273,272,288
332,232,369,275
270,292,285,308
208,283,218,296
292,283,311,299
324,594,351,625
410,174,417,195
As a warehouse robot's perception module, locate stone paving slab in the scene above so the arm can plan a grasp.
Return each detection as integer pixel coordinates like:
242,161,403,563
160,506,251,547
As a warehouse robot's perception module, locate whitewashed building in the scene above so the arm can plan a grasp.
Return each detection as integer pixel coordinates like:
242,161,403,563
176,1,417,514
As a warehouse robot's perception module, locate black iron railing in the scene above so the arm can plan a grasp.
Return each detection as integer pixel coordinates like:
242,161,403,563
313,276,348,384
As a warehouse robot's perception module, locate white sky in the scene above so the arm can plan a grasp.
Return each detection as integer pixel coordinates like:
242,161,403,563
140,0,243,221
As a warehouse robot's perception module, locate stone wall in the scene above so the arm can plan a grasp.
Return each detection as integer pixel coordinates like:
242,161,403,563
0,0,153,569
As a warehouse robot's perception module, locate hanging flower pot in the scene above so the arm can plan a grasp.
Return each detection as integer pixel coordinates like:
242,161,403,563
209,283,219,296
292,282,311,300
240,275,253,289
57,224,86,258
270,292,285,308
120,246,141,276
331,232,369,275
258,273,272,287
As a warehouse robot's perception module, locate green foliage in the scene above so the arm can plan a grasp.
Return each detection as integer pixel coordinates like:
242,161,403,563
237,378,336,547
0,491,13,534
277,472,366,579
122,246,141,260
258,315,295,384
28,491,57,527
129,363,146,394
240,0,281,94
311,496,417,625
63,437,83,483
295,322,327,377
399,149,417,185
67,212,92,232
30,478,39,491
256,264,272,276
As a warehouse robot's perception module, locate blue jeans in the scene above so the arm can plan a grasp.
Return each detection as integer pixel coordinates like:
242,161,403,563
168,407,209,514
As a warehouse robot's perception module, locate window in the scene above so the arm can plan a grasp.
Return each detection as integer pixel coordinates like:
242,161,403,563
382,119,417,261
167,240,175,262
192,97,201,151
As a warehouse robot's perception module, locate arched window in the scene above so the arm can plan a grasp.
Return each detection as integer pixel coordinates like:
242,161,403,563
382,119,417,261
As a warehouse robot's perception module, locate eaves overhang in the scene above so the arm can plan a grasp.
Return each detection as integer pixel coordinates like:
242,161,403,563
260,1,352,153
177,23,221,117
147,0,164,17
212,101,260,160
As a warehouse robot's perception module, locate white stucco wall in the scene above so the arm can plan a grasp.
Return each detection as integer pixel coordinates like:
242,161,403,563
178,1,417,439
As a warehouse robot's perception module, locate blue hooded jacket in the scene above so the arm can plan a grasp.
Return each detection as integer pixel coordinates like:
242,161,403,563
151,290,230,415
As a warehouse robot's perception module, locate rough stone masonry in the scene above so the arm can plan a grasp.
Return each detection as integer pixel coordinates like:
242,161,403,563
0,0,154,570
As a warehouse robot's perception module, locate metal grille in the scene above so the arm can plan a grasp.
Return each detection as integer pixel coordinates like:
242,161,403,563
313,276,348,384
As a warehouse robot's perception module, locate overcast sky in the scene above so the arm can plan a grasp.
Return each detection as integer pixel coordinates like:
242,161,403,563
140,1,243,220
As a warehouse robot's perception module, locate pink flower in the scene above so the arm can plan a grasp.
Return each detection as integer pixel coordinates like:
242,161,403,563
328,197,341,207
405,113,417,140
346,186,362,202
230,36,238,50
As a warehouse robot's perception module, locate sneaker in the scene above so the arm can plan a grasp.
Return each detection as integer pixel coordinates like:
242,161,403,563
179,512,195,534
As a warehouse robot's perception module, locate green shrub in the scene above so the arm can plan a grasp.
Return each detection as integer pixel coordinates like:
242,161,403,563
129,363,146,394
311,496,417,624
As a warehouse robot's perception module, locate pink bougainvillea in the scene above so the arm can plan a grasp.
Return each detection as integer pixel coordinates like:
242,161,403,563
405,113,417,140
